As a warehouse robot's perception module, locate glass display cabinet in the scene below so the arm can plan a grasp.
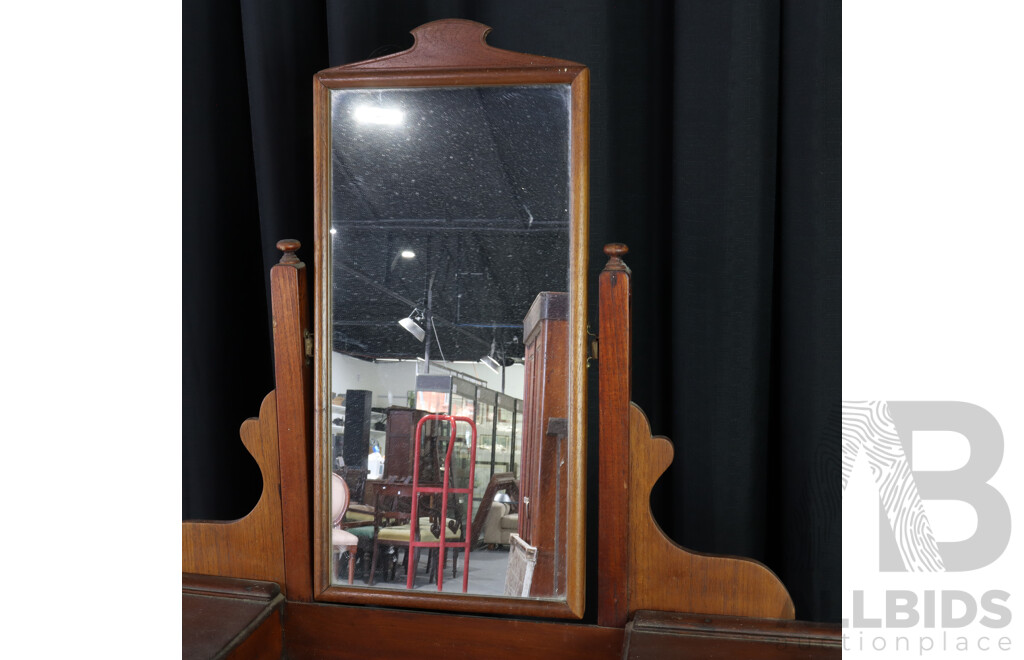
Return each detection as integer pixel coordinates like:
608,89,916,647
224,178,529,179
472,388,521,505
414,373,478,420
512,398,524,478
414,373,476,492
494,392,516,476
472,387,497,501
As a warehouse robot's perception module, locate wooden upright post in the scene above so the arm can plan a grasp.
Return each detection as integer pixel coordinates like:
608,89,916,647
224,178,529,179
597,243,631,627
596,244,795,623
271,239,314,601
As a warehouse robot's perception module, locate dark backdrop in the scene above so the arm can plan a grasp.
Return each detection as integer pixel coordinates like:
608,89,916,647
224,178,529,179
183,0,840,623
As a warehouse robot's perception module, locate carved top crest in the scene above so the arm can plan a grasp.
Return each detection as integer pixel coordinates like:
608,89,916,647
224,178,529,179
318,19,584,74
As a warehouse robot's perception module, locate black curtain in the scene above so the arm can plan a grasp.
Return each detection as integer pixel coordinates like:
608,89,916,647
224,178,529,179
183,0,840,623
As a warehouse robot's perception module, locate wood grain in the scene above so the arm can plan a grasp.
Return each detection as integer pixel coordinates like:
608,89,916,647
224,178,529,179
311,18,589,618
627,404,795,619
315,19,588,85
597,244,631,627
228,609,282,660
566,65,590,622
622,610,840,659
599,242,795,622
312,68,332,602
272,245,314,602
282,601,624,660
182,574,284,660
520,292,569,599
182,392,286,586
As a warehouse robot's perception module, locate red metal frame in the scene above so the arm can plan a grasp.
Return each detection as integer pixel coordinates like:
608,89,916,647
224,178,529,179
409,414,477,592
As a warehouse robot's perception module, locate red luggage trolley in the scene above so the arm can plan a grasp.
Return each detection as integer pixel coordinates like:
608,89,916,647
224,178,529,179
408,414,477,592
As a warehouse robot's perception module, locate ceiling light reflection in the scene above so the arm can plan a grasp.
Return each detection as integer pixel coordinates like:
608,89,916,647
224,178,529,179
353,105,404,126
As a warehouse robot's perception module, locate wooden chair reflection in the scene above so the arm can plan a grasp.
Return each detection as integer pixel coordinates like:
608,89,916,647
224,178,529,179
367,484,413,585
368,484,467,587
425,431,473,582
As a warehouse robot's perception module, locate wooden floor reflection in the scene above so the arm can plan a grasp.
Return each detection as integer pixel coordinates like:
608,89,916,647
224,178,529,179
339,546,509,595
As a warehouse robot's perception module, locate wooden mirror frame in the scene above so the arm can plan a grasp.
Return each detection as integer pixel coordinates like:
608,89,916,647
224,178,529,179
184,19,842,657
310,19,589,618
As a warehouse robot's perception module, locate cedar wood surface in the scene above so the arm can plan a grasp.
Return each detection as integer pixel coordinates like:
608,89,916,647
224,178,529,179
623,610,840,659
182,574,284,660
598,244,795,620
283,602,624,660
627,403,795,619
182,392,286,587
272,240,315,601
182,19,842,659
597,243,631,626
311,18,588,618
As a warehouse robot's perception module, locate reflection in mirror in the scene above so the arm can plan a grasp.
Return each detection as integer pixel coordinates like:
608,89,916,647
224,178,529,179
327,85,572,599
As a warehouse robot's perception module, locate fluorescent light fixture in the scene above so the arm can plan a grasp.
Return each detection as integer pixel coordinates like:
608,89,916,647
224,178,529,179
399,316,426,342
353,105,404,126
480,353,501,374
400,249,416,259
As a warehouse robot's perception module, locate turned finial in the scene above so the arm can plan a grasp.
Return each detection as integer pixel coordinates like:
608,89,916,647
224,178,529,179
277,239,301,264
603,243,629,272
604,243,628,258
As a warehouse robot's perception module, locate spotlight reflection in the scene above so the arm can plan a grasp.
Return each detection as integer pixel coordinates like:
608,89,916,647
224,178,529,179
353,105,404,126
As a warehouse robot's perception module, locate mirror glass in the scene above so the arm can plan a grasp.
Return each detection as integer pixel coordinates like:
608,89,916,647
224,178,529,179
327,84,572,599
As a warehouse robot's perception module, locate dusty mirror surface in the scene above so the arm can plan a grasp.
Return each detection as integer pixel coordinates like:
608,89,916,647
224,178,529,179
327,84,572,599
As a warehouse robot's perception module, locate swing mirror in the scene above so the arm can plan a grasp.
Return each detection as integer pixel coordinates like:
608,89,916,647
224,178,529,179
312,20,588,618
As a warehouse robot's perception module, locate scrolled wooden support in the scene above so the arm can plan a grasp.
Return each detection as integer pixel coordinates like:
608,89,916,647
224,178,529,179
597,241,795,625
627,404,795,619
182,392,286,586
